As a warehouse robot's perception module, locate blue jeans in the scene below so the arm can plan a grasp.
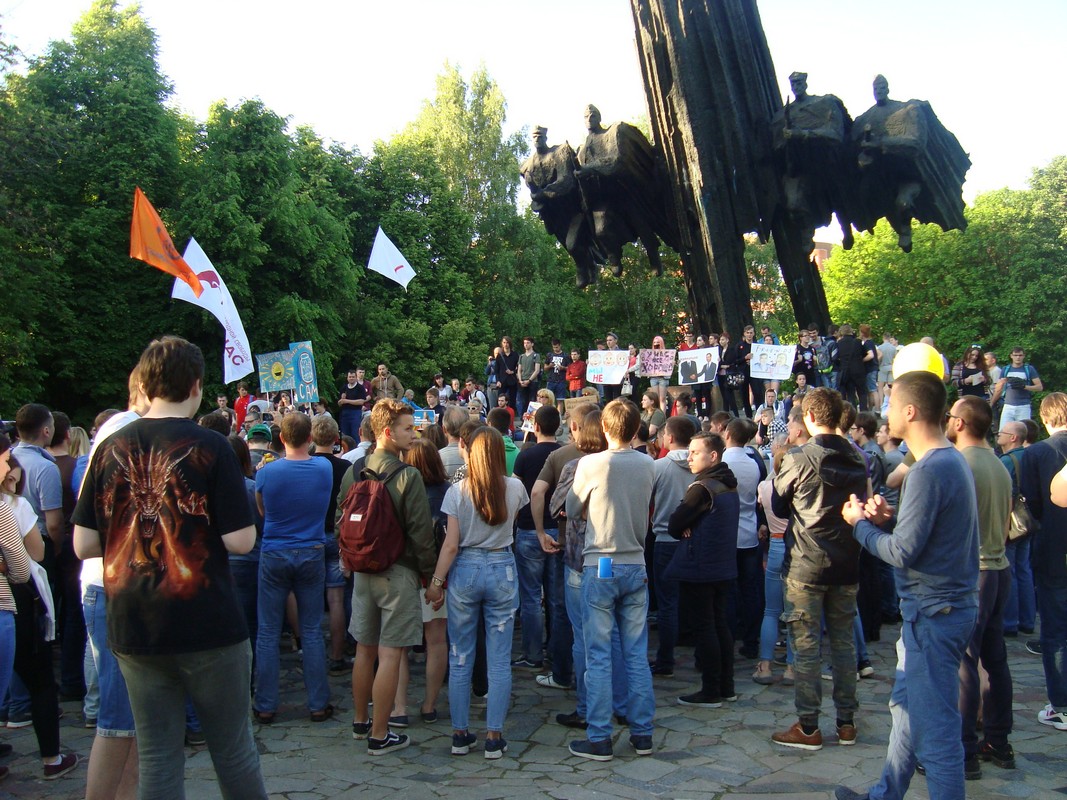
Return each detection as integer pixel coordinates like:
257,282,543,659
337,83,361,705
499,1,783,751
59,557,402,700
581,564,654,741
547,380,567,402
446,548,517,733
652,540,679,668
83,584,135,735
0,611,13,707
339,411,361,441
1003,537,1035,632
759,538,793,664
868,607,977,800
565,567,627,719
117,641,265,800
515,529,572,682
1036,572,1067,710
254,546,330,713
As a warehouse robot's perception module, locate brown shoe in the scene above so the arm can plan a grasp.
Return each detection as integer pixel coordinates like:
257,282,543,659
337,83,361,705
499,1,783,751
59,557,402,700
772,722,823,751
837,723,857,746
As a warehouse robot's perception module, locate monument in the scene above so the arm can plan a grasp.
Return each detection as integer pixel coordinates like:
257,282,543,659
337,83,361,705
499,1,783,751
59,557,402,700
522,0,970,337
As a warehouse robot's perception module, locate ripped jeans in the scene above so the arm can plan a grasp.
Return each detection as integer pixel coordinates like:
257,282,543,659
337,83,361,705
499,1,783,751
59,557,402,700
446,547,517,734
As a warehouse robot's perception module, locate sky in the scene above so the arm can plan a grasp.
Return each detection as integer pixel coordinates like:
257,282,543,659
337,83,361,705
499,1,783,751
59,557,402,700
3,0,1065,206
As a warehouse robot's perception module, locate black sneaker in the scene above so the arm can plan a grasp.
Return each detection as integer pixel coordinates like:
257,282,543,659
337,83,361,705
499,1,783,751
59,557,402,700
555,711,588,729
184,727,206,747
678,691,723,708
978,739,1016,769
649,662,675,678
630,735,653,756
451,731,477,755
568,738,613,761
510,657,543,669
857,660,874,678
1025,640,1042,656
368,731,409,756
328,657,352,676
964,754,981,780
351,721,372,740
484,737,508,760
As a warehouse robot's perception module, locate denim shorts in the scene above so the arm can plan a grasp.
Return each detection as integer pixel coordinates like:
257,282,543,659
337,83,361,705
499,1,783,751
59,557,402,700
649,377,670,389
324,538,345,589
866,372,878,392
83,584,136,736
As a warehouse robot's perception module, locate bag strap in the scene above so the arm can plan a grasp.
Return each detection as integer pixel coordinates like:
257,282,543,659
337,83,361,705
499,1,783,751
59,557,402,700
1006,452,1023,496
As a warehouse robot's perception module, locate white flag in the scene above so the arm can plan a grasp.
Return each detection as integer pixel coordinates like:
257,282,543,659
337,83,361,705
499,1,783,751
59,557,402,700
171,238,254,384
367,226,417,289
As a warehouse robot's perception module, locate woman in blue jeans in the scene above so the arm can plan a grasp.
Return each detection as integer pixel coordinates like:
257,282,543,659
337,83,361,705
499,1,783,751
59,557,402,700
755,459,794,684
425,428,527,760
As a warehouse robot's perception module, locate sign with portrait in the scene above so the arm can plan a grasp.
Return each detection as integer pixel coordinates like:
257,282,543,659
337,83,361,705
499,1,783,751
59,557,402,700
677,347,719,386
750,343,796,380
289,340,320,403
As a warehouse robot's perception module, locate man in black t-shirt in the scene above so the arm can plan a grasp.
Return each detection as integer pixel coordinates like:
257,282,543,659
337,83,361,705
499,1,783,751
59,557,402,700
73,336,266,799
338,369,368,440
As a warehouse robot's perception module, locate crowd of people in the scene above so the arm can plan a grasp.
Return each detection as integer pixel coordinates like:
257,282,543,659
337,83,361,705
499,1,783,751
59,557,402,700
0,323,1062,800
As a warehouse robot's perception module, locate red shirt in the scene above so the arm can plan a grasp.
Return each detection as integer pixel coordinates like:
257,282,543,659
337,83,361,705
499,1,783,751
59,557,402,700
234,394,251,429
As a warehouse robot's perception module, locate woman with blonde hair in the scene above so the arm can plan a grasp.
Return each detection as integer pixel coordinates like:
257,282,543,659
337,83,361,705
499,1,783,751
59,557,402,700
68,427,90,459
425,428,527,759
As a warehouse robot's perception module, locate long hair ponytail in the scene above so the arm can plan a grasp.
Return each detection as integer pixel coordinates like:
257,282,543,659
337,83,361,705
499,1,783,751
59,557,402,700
467,428,507,526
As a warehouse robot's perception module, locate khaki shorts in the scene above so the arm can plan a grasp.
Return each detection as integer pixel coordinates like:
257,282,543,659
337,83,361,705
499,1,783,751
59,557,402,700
350,563,423,648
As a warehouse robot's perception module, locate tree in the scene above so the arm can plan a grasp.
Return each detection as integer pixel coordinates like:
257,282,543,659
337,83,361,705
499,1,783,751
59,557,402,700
823,165,1067,391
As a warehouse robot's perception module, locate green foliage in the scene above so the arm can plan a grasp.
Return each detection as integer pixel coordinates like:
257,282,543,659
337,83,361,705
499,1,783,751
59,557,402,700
824,170,1067,392
6,4,1061,423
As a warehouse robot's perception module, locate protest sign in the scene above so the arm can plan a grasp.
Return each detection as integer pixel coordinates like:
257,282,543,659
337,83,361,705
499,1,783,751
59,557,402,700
289,341,320,403
677,347,719,386
586,350,629,385
563,395,598,415
751,343,796,380
639,348,676,378
520,401,542,434
257,349,297,393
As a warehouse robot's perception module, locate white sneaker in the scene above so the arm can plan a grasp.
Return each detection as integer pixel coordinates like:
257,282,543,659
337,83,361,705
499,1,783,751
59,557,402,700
535,674,572,690
1038,704,1067,730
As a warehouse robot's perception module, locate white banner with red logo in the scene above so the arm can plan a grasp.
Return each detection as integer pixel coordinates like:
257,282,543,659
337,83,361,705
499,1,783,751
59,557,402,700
171,237,254,384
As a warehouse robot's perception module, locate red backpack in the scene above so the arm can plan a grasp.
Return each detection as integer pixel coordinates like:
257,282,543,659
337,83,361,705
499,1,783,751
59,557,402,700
337,462,408,574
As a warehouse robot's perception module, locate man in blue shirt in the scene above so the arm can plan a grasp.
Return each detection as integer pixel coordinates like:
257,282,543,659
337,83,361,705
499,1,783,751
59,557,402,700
838,370,979,800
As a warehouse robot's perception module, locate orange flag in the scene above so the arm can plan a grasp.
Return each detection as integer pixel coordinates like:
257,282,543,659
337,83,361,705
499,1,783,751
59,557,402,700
129,187,203,297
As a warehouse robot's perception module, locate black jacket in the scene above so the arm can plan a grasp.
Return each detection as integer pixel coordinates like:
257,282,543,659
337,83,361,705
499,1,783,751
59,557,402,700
772,434,868,585
1020,431,1067,578
665,463,740,584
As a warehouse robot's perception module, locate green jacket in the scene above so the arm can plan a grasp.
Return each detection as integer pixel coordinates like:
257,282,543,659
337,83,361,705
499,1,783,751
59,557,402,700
335,449,436,580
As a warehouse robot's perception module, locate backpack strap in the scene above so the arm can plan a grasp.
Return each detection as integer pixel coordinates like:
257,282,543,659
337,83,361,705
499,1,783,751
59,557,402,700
360,462,409,485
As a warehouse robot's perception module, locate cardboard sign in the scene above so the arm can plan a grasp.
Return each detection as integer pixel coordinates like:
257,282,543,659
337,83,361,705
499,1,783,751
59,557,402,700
677,347,719,386
638,348,676,378
750,343,796,380
563,395,599,415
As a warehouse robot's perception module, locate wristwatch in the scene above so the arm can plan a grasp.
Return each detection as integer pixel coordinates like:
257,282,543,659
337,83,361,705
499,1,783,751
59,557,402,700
430,575,445,587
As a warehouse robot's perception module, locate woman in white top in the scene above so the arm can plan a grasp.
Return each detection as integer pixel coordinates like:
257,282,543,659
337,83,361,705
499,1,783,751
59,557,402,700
425,428,527,760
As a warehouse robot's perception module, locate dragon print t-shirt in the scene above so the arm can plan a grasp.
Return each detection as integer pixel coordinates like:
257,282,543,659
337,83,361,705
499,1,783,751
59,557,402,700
73,417,253,655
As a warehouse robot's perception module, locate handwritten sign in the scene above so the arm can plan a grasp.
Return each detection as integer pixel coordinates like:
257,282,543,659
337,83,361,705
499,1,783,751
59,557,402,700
586,350,629,385
677,347,719,386
520,401,542,434
563,395,598,416
750,343,796,380
638,348,676,378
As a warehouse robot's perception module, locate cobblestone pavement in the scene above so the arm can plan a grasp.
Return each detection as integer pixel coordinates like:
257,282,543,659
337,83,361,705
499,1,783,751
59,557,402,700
0,627,1062,799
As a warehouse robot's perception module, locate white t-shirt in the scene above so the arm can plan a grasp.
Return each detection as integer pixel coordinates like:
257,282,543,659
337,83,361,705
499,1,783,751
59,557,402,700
441,477,527,550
